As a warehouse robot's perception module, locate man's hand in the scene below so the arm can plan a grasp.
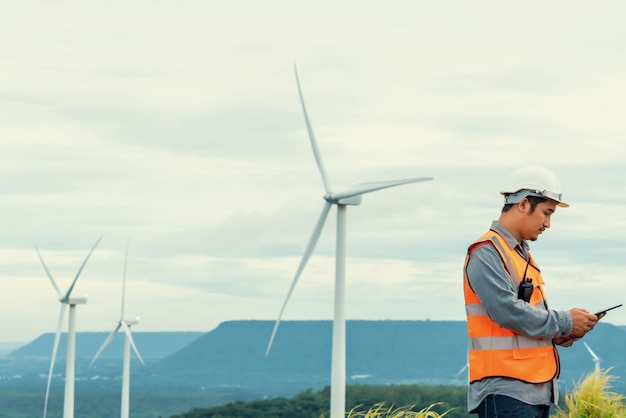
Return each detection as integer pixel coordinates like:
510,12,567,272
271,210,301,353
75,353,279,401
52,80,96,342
569,308,599,338
554,308,599,347
554,335,578,347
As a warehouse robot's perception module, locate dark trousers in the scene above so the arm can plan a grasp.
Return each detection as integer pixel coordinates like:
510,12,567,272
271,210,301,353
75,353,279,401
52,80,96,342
477,394,550,418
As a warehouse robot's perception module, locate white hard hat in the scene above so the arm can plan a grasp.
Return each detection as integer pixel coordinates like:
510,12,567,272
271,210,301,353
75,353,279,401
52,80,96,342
500,166,569,208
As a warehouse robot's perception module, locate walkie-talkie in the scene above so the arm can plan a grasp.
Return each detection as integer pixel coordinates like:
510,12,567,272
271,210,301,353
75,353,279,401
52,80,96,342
518,278,533,302
518,257,534,303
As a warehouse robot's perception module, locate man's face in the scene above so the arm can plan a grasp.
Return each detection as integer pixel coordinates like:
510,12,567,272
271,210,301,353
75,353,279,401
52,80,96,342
522,200,558,241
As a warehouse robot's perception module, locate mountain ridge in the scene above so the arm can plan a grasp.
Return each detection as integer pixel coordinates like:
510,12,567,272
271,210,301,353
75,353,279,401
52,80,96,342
4,320,626,397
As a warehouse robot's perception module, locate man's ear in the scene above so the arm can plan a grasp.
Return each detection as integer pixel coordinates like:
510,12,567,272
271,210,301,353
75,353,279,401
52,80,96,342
518,198,529,212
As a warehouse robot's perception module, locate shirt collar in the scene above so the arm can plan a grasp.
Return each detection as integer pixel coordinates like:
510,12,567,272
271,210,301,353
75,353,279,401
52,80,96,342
490,220,530,255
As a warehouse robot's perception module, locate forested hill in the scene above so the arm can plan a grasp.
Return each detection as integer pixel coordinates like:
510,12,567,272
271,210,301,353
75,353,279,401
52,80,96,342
5,320,626,398
153,320,468,387
150,320,626,396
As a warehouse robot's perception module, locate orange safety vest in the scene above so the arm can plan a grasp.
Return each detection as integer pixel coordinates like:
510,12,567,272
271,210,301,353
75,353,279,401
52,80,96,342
463,230,560,384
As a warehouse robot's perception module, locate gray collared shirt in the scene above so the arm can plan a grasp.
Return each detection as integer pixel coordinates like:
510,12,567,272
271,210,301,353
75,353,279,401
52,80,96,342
465,221,573,412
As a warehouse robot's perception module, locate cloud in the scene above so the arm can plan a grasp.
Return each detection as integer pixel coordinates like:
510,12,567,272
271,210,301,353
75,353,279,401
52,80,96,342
1,1,626,342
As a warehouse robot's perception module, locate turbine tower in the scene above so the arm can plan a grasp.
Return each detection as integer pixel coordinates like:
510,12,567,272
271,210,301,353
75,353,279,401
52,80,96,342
583,341,601,373
266,64,433,418
90,237,144,418
38,235,103,418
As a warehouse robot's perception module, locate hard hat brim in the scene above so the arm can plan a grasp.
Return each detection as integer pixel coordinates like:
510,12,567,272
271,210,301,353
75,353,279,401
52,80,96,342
503,190,569,208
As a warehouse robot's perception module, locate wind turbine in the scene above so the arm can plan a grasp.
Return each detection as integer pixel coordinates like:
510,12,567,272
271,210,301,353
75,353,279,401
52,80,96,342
455,351,469,382
38,235,103,418
265,64,433,418
90,237,144,418
454,348,469,382
583,341,601,373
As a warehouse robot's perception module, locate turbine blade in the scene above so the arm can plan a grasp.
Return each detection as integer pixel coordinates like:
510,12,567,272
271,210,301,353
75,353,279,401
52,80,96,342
455,364,468,377
294,63,332,194
63,235,103,301
90,324,122,368
122,322,145,366
36,248,63,299
266,201,332,356
583,342,600,361
121,235,131,320
329,177,433,201
43,304,66,418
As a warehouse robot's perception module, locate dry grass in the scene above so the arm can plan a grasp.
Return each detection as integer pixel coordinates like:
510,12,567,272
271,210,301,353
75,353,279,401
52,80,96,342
346,402,454,418
552,370,626,418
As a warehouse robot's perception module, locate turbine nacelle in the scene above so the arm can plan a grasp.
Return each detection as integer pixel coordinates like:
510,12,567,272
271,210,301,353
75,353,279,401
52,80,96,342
324,194,362,206
124,317,140,326
66,295,88,305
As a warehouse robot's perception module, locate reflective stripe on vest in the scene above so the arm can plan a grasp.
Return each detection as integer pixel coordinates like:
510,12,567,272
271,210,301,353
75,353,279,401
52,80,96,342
464,230,559,384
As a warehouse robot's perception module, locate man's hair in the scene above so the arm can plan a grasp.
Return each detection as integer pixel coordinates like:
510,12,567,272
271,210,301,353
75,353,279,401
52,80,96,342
501,195,546,213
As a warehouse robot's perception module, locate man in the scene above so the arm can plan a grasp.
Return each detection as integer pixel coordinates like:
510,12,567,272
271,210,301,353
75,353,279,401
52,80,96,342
463,166,599,417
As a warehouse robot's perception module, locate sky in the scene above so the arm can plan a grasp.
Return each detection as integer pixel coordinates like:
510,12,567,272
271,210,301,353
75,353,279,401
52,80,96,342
1,1,626,343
